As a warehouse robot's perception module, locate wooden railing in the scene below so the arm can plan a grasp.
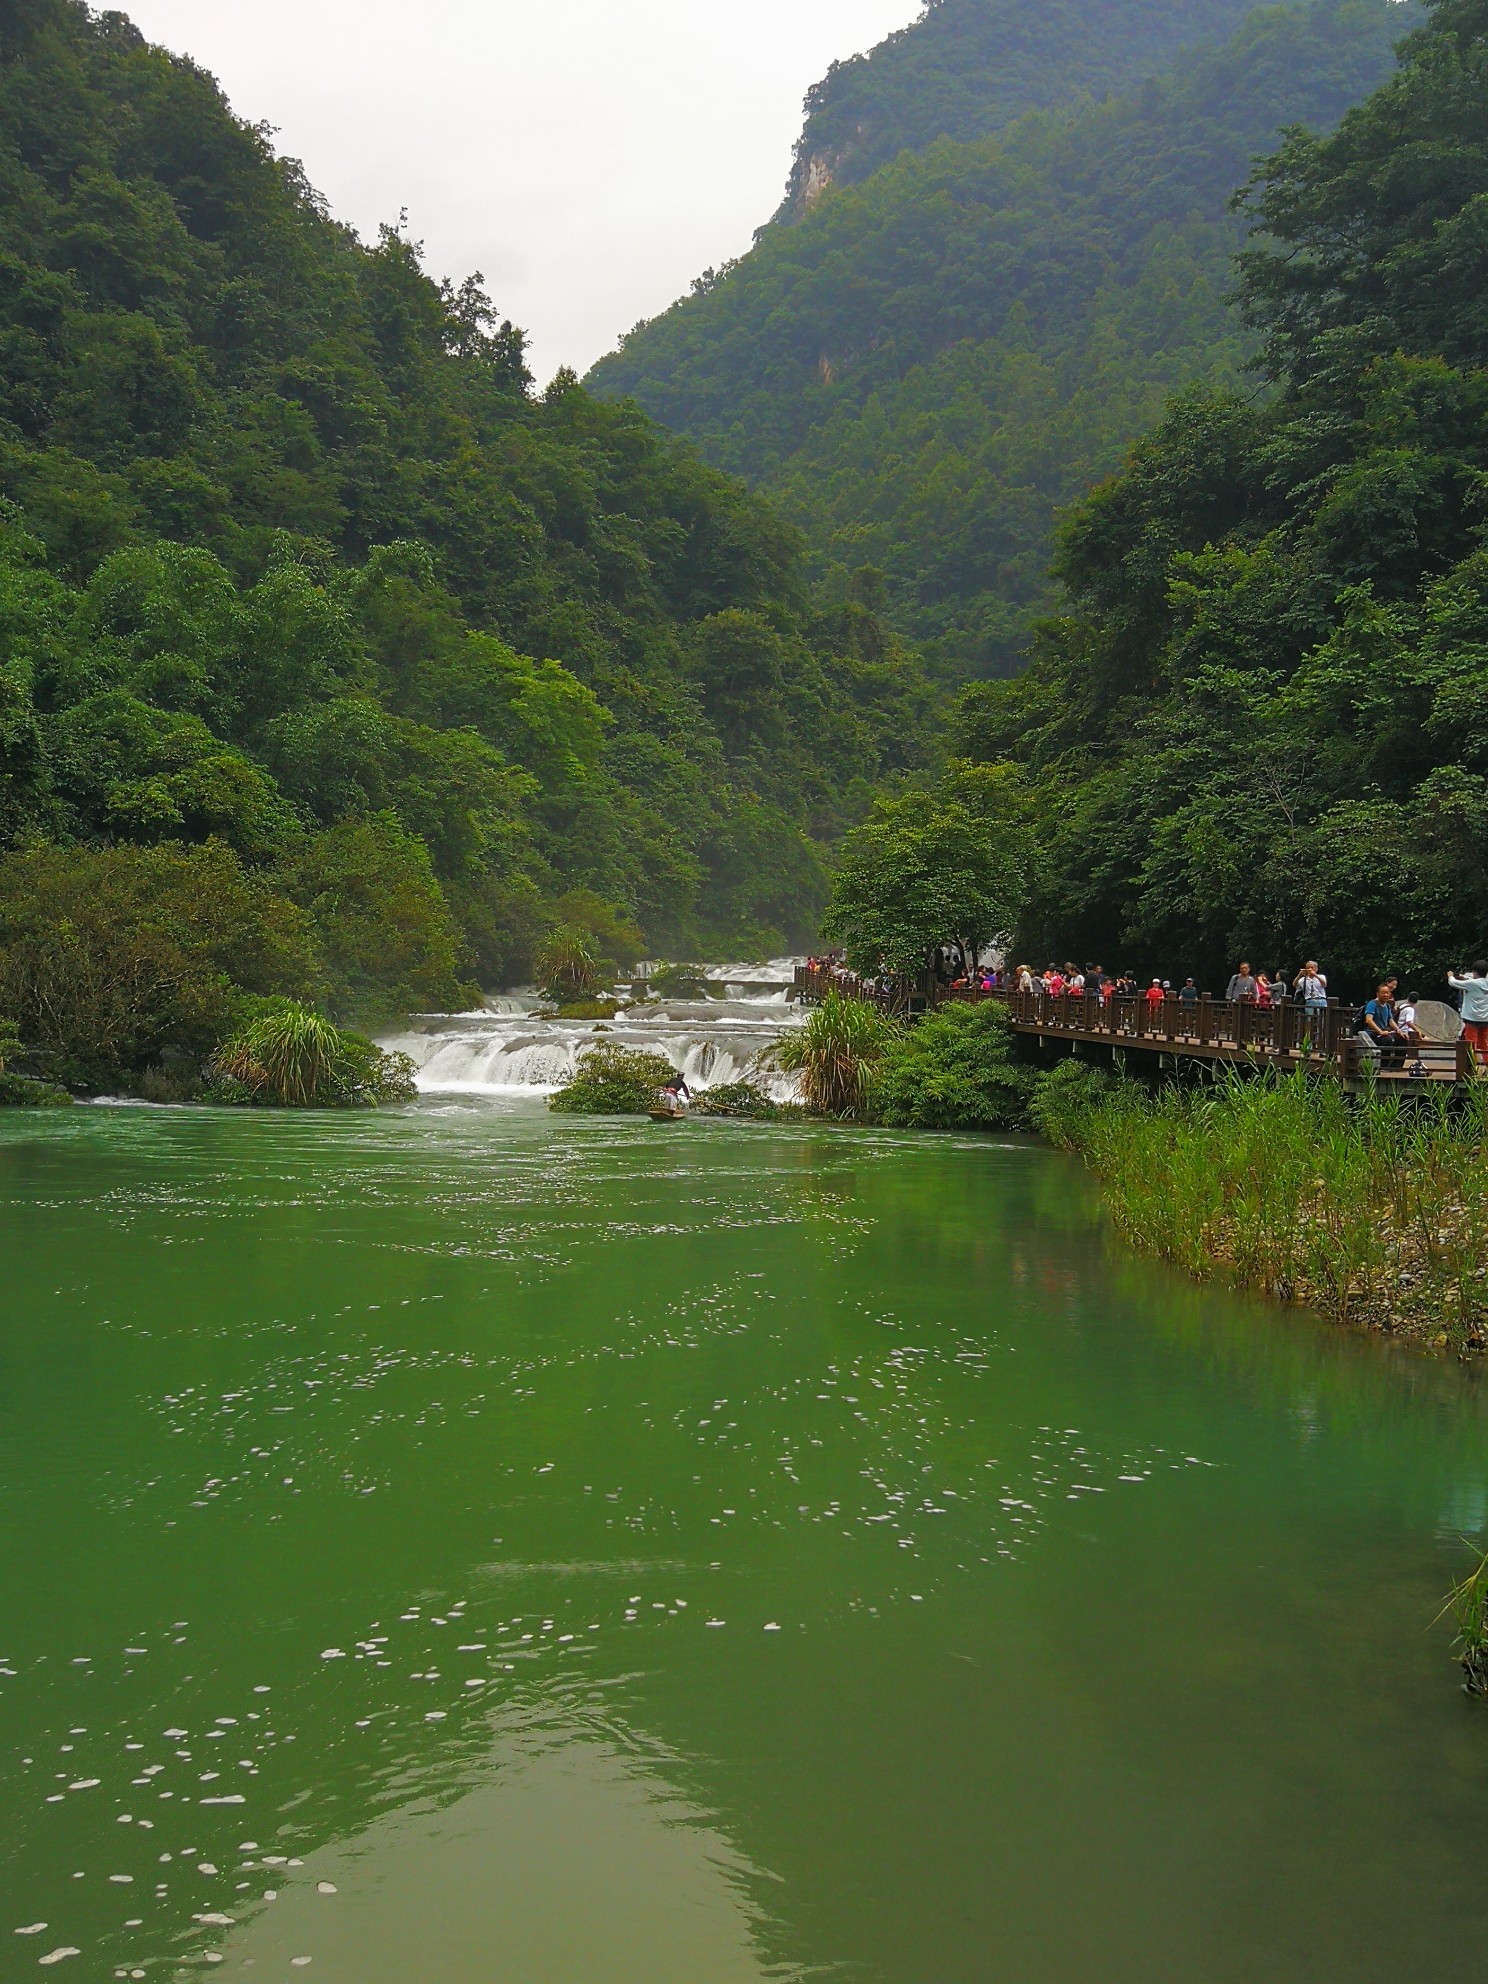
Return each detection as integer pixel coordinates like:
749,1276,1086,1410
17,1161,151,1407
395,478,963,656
792,968,1475,1083
790,965,928,1014
997,985,1355,1061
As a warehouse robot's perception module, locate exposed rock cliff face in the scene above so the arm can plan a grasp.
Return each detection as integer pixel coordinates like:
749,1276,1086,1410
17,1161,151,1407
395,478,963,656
798,150,839,210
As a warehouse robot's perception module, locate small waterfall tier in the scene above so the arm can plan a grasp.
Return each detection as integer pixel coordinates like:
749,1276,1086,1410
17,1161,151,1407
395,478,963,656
382,958,805,1100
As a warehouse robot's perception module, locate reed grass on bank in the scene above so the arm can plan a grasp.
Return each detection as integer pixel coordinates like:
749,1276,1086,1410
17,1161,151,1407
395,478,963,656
1039,1063,1488,1349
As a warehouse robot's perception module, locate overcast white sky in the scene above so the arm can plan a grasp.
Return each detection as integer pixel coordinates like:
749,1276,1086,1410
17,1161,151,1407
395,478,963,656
124,1,922,382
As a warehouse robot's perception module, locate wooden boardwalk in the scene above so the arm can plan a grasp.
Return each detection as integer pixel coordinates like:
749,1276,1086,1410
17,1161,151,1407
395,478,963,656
791,969,1475,1086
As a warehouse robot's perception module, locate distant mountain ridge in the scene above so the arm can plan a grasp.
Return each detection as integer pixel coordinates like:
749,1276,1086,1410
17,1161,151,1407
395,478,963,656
589,0,1415,677
773,0,1265,223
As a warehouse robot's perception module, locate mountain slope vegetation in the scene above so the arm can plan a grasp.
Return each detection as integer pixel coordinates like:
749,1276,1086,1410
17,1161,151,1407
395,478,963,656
0,0,934,1067
590,0,1412,676
954,0,1488,990
772,0,1263,220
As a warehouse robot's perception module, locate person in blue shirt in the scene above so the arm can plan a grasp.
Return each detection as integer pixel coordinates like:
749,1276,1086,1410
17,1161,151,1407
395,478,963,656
1360,984,1409,1067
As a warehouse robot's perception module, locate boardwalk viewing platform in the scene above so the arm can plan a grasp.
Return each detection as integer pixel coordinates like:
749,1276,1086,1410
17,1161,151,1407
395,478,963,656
791,968,1476,1086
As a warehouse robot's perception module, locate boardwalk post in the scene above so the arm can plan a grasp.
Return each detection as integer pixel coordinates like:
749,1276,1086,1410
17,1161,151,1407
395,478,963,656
1325,999,1344,1066
1198,993,1213,1049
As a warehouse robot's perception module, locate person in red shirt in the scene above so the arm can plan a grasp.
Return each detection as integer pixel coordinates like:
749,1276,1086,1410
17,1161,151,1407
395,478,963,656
1145,978,1165,1012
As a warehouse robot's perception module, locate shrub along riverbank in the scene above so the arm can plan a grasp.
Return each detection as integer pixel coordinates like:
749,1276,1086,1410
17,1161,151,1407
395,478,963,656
548,993,1037,1129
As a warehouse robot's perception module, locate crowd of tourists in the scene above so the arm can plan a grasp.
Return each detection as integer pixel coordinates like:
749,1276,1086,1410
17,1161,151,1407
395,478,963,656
801,950,1488,1067
1010,959,1331,1015
1010,958,1488,1069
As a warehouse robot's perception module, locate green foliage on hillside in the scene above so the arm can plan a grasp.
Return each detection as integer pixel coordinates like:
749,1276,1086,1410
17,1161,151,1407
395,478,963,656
957,0,1488,994
589,0,1410,677
773,0,1261,218
0,0,936,1077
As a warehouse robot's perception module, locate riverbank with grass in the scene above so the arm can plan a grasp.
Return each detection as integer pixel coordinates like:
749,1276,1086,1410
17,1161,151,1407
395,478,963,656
1035,1062,1488,1352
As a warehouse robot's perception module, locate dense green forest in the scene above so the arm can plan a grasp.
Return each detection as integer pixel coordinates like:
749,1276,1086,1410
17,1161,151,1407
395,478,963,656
771,0,1261,221
953,0,1488,993
0,0,934,1079
590,0,1411,677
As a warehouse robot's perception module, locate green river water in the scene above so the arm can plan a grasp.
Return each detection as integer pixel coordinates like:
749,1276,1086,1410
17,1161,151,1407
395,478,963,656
2,1101,1487,1982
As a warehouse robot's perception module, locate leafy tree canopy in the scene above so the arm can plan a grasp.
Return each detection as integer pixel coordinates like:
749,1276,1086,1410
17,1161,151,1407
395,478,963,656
822,769,1034,975
0,0,939,1036
956,0,1488,996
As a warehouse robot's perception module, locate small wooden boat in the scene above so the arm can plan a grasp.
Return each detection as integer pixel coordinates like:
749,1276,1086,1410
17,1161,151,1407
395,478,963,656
647,1098,688,1123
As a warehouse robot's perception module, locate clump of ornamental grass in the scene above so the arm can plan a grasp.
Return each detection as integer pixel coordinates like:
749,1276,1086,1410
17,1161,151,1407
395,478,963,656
768,988,898,1119
1041,1061,1488,1347
1437,1548,1488,1695
210,1001,416,1108
535,927,601,1002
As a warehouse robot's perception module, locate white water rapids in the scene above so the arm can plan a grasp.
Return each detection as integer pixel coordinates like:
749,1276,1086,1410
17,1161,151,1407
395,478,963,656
381,959,806,1101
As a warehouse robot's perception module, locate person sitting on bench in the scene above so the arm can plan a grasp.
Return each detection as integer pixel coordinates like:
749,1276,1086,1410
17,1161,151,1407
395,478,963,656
1360,985,1410,1068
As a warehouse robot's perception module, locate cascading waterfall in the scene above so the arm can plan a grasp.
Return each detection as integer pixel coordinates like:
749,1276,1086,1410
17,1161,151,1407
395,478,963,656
381,958,806,1101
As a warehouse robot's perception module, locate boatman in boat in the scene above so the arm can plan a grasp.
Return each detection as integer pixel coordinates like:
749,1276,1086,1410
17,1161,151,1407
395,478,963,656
662,1072,692,1108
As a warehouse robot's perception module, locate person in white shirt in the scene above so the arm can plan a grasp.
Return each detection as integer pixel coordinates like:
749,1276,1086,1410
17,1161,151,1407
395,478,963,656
1448,962,1488,1066
1294,962,1327,1010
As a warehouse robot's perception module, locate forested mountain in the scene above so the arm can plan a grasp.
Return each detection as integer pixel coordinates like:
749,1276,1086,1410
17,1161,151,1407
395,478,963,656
956,0,1488,992
772,0,1260,221
589,0,1412,677
0,0,933,1047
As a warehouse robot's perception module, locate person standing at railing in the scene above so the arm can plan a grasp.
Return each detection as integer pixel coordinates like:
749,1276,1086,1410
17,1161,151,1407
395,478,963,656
1448,963,1488,1067
1226,962,1258,1002
1178,978,1199,1036
1255,973,1274,1008
1293,964,1325,1047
